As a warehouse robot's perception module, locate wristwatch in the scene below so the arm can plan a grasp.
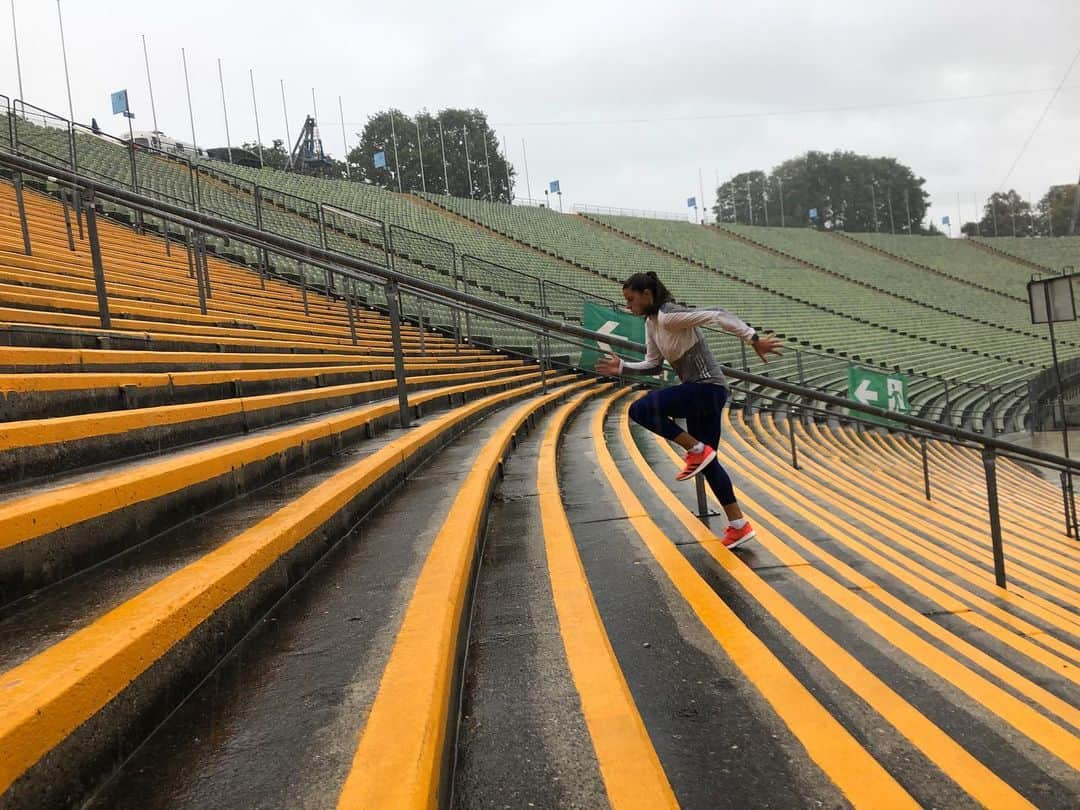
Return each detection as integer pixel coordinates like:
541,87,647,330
750,332,760,344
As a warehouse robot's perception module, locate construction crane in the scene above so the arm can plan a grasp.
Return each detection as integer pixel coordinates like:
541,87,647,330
288,116,336,177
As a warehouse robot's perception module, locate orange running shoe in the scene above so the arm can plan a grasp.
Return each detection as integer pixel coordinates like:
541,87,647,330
722,522,756,549
675,445,717,481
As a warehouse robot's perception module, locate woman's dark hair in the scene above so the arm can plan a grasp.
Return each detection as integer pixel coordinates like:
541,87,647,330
623,271,673,315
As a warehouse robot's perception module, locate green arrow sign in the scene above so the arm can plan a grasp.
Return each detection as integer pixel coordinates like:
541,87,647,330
579,302,645,372
847,365,910,426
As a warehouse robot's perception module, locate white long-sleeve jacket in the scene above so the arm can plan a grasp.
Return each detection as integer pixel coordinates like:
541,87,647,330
618,302,756,386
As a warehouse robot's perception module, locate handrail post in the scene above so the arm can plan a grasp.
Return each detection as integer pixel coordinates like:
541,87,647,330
537,333,548,393
1069,473,1079,540
981,447,1007,588
73,187,84,239
695,476,710,527
254,185,269,288
920,436,932,500
191,232,208,315
417,294,427,356
317,203,328,250
943,378,952,425
200,235,212,298
12,169,31,255
346,280,358,346
539,278,552,378
460,256,472,343
300,273,309,315
386,279,412,428
83,189,111,328
61,187,75,251
787,403,799,469
796,349,805,386
1060,472,1073,538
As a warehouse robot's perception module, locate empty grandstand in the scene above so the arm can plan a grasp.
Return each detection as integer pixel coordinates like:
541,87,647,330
0,87,1078,810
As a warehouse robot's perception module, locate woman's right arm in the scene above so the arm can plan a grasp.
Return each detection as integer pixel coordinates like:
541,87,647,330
602,323,664,376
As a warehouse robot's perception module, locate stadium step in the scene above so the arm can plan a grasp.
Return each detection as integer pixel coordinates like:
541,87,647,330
0,367,560,604
0,373,586,807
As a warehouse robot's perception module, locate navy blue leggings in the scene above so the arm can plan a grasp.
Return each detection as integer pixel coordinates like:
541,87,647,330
628,383,737,505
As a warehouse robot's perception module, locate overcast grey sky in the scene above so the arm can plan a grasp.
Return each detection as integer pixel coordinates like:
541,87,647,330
4,0,1079,229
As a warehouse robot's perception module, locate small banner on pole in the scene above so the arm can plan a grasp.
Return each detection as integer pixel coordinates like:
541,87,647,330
110,89,130,115
687,196,697,208
549,179,560,194
373,151,387,169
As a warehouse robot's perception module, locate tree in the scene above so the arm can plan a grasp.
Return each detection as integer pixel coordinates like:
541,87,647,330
349,108,514,202
962,190,1034,237
1036,185,1079,237
713,150,929,233
241,139,291,171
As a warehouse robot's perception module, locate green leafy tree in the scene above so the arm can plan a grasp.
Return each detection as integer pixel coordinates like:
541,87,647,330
714,151,929,233
241,139,291,171
1036,185,1079,236
962,190,1034,237
349,108,514,201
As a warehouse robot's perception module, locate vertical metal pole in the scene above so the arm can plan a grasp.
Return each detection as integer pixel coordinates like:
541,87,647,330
191,233,207,315
787,404,800,469
415,118,426,193
338,95,349,178
417,295,427,356
83,190,111,328
695,476,710,527
740,341,748,371
217,57,233,163
482,126,493,201
1061,472,1073,537
521,137,532,202
280,79,292,153
460,256,472,342
943,378,952,424
463,124,473,197
920,437,932,500
438,120,450,195
12,170,31,255
981,448,1007,588
61,188,75,251
1070,474,1079,540
248,68,264,168
503,135,512,199
796,350,805,386
11,0,24,100
73,187,83,239
182,47,197,151
778,174,785,226
317,204,328,249
905,190,912,234
389,110,402,193
56,0,75,123
300,274,309,315
200,235,212,298
386,280,412,428
537,334,548,393
142,34,159,134
346,289,357,346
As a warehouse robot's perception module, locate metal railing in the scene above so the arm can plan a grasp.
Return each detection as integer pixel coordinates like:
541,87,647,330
4,148,1079,592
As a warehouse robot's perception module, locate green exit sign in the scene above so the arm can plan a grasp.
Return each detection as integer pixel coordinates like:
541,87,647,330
847,366,910,426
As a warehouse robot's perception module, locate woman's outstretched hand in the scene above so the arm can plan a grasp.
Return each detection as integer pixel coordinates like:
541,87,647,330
753,334,784,364
595,353,622,376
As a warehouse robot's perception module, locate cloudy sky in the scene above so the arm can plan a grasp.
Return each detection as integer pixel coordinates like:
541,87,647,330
3,1,1079,230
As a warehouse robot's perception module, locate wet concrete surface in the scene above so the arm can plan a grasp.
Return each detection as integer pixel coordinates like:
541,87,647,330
453,417,608,809
558,399,842,809
628,418,1080,807
84,408,517,809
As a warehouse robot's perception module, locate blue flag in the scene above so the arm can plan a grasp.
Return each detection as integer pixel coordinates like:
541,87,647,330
549,180,560,194
110,89,129,116
941,215,951,225
809,207,818,219
687,196,697,208
373,151,387,169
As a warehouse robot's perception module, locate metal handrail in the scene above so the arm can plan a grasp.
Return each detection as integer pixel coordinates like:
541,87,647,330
0,151,1069,463
3,148,1076,587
